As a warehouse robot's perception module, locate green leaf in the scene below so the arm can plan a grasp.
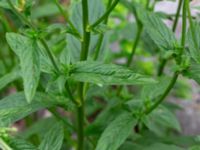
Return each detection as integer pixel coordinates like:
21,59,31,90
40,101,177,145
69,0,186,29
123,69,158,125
95,113,137,150
70,0,105,32
142,143,184,150
0,92,67,127
189,145,200,150
20,117,58,140
119,142,144,150
6,33,41,103
184,62,200,84
0,70,20,91
0,0,17,9
144,106,181,135
141,76,170,100
31,3,59,19
39,122,64,150
187,22,200,63
7,137,38,150
0,0,32,11
136,5,178,51
120,142,183,150
86,104,124,136
37,41,55,74
70,61,156,85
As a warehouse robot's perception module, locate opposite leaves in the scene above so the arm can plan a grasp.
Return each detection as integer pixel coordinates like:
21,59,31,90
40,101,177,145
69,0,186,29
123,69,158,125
6,33,40,103
70,61,156,85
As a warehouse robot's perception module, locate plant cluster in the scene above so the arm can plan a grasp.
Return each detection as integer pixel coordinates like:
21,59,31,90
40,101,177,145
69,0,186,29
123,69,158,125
0,0,200,150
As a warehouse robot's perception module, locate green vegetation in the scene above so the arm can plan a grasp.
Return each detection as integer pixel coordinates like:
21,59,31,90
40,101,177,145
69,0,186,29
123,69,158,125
0,0,200,149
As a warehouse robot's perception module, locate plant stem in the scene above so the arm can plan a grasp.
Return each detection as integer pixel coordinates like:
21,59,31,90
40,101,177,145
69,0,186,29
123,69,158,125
157,0,183,76
145,73,178,114
8,0,78,126
39,38,60,73
126,24,143,67
117,0,149,95
76,93,85,150
53,0,81,38
80,0,90,61
7,0,61,73
48,107,75,131
145,0,188,115
172,0,183,32
7,0,35,29
77,0,90,149
186,0,197,49
93,0,113,60
126,0,150,67
90,0,120,29
65,82,80,106
157,59,167,76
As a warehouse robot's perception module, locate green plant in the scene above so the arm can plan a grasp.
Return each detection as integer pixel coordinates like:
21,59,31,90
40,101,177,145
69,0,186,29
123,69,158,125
0,0,200,149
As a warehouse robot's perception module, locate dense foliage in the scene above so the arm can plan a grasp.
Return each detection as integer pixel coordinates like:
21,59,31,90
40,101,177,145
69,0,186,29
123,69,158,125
0,0,200,149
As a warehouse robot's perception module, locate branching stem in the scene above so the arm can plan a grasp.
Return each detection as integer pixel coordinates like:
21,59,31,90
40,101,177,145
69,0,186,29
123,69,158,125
145,0,188,115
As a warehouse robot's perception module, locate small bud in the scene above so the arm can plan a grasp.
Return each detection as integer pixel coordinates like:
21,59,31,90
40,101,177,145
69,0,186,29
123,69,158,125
16,0,26,12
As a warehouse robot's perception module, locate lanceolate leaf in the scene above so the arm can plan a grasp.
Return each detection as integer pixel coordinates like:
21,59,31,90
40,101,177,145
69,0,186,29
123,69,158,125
141,143,184,150
6,33,41,103
0,0,17,9
141,76,170,100
184,62,200,84
7,137,38,150
0,92,67,127
187,22,200,63
144,106,181,136
39,122,64,150
0,70,20,91
95,113,137,150
70,61,156,85
136,5,178,51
